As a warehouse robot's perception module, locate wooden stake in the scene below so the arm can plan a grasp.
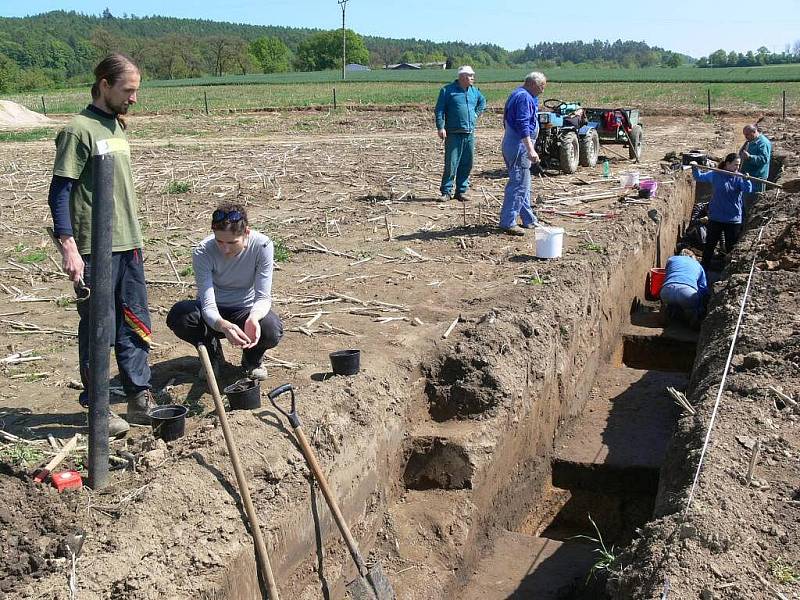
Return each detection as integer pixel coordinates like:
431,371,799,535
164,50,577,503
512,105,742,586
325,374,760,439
746,439,761,485
442,315,461,339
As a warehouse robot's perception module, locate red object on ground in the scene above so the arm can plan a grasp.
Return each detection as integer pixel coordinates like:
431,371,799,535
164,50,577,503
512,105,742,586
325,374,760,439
51,470,83,492
649,268,666,299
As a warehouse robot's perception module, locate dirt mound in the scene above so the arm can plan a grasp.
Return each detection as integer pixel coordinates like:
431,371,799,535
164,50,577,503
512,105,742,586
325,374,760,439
0,467,83,594
762,216,800,271
0,101,52,128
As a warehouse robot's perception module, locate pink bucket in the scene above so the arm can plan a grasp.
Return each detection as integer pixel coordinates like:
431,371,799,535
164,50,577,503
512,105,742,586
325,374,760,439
639,179,658,198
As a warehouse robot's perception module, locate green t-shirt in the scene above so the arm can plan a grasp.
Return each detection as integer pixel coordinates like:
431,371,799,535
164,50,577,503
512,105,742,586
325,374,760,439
52,107,142,255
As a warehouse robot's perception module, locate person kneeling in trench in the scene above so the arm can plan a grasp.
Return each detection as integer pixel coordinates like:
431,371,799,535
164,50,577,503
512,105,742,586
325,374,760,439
167,203,283,380
659,249,708,329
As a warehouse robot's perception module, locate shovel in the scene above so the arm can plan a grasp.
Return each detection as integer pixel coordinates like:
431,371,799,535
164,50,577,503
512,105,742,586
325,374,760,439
198,343,281,600
267,384,395,600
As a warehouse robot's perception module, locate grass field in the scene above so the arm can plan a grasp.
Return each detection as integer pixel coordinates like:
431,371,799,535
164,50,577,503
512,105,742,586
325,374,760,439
141,63,800,86
5,80,797,117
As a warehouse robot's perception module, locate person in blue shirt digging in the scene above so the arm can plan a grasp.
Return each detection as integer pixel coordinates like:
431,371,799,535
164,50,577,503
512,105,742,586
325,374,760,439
691,153,753,269
434,66,486,202
166,203,283,381
660,249,708,328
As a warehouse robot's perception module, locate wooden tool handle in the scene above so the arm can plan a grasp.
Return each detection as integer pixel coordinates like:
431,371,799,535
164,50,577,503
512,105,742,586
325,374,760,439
43,434,79,472
692,164,781,189
198,344,281,599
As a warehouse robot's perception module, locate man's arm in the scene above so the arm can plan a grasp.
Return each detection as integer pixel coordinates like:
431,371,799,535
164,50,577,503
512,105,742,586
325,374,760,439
47,175,84,282
475,88,487,116
434,86,448,139
746,138,770,170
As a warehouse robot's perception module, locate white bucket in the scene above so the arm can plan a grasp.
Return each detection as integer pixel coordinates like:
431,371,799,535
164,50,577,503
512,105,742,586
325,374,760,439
535,226,564,259
619,171,640,188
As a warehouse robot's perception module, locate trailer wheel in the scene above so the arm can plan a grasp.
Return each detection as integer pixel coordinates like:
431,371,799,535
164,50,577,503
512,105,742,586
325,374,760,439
628,124,643,160
579,129,599,167
559,132,580,174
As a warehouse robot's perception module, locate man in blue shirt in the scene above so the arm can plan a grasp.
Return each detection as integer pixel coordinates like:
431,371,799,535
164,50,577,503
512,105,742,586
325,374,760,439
740,124,772,222
498,72,546,235
740,124,771,191
660,249,708,327
434,66,486,202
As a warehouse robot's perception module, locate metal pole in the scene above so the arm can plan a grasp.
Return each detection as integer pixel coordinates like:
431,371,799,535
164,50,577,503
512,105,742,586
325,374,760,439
338,0,348,81
783,90,786,120
87,153,114,490
333,87,337,110
41,96,47,116
707,89,711,115
204,90,209,115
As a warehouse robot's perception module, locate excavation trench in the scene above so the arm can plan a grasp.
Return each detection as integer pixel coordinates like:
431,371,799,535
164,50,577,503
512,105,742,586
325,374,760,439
194,174,698,600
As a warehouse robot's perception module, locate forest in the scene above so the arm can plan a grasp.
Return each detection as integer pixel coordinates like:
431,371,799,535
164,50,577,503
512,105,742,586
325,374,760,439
0,10,798,93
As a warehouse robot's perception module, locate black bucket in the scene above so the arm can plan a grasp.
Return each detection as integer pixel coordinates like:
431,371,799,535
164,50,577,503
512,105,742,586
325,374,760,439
149,404,188,442
329,349,360,376
224,378,261,410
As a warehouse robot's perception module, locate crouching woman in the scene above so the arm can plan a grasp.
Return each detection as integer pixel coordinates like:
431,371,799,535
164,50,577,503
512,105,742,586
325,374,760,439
659,249,708,329
167,203,283,380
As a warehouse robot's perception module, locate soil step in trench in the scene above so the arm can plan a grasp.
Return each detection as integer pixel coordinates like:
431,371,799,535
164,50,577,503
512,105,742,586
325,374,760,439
621,315,699,372
461,530,599,600
553,365,687,494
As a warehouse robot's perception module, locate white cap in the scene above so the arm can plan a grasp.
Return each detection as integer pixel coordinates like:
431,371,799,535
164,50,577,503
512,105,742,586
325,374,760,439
457,65,475,75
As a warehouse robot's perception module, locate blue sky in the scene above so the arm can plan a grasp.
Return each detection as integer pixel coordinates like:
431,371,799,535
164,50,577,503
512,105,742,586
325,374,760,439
3,0,800,58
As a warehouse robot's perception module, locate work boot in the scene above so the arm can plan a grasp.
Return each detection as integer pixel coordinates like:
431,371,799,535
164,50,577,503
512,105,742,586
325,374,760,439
500,226,525,237
242,358,269,381
454,191,470,202
439,193,452,202
109,410,130,438
85,410,130,438
126,389,156,425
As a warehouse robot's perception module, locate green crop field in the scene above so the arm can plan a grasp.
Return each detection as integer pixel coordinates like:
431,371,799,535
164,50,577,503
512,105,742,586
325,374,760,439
141,63,800,87
3,65,799,117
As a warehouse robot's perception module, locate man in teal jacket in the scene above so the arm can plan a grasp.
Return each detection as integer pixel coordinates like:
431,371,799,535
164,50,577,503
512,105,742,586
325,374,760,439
434,65,486,201
740,124,771,192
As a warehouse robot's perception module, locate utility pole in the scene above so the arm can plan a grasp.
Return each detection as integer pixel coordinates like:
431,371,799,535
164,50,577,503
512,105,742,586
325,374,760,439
338,0,348,80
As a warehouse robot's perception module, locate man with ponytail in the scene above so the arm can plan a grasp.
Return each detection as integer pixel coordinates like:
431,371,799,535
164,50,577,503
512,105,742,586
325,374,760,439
47,54,154,437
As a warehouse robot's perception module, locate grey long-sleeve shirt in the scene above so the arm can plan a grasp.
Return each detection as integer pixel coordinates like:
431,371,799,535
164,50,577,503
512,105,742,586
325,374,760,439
193,231,274,331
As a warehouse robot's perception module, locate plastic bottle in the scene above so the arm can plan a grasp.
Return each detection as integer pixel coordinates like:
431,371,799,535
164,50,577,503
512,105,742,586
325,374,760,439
603,159,610,178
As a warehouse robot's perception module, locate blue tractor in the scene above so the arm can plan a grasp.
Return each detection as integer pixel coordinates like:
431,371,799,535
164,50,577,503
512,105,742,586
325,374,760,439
536,100,643,174
536,99,600,174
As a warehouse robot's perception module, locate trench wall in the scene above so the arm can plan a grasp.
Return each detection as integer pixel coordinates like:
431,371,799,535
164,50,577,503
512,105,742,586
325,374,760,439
200,174,696,600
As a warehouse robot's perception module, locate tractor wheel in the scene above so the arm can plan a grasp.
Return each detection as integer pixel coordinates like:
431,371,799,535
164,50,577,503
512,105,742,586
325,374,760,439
559,132,580,174
628,124,643,160
579,128,599,167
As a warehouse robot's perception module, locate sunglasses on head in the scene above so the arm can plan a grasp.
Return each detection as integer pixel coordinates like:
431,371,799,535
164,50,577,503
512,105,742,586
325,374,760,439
212,209,243,224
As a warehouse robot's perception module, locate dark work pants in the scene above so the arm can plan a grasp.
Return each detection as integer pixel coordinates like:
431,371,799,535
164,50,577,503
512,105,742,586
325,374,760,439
702,220,742,269
166,300,283,365
78,249,152,406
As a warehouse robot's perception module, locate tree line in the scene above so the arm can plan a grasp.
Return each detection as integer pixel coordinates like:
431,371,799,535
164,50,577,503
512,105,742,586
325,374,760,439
697,44,800,68
2,10,799,93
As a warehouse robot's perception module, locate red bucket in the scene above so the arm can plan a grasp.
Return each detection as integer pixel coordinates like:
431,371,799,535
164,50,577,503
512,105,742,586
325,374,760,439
647,268,666,300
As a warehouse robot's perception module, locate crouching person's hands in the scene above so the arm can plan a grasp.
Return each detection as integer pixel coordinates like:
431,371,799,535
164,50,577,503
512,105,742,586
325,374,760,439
243,316,262,349
219,320,252,348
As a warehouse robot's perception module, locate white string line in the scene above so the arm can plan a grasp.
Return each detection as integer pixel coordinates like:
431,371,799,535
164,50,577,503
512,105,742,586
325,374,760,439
683,224,766,518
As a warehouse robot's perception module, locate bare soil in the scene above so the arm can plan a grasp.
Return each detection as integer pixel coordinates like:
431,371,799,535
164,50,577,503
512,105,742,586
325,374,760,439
0,109,794,599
